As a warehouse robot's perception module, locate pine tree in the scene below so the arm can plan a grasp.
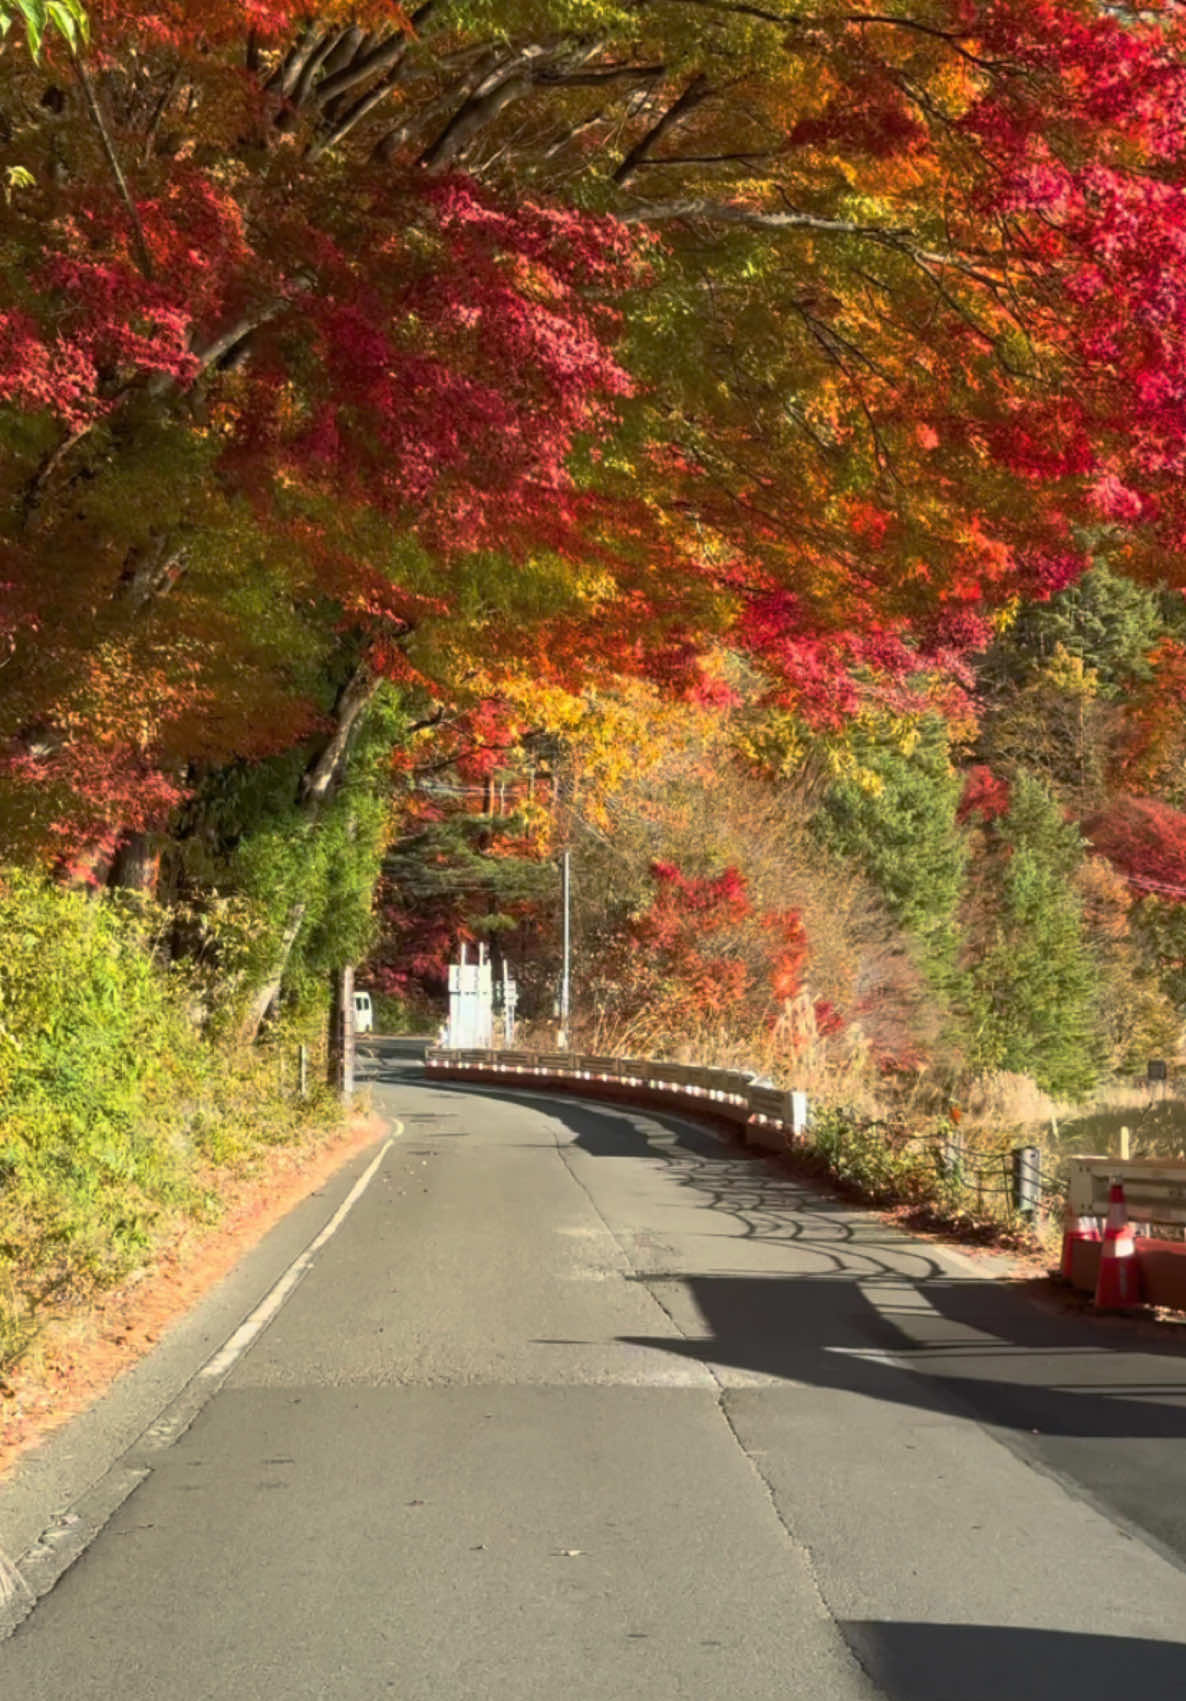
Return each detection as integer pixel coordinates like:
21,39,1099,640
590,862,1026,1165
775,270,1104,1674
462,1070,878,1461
970,773,1101,1098
814,717,968,1000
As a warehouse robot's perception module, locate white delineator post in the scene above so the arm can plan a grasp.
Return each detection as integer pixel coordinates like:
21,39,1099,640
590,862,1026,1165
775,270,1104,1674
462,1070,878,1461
558,847,571,1048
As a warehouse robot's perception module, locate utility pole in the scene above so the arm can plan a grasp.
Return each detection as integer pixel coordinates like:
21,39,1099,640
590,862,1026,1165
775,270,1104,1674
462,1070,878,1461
559,847,571,1048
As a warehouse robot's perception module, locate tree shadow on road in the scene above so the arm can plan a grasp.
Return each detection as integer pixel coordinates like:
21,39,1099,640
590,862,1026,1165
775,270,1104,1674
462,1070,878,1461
381,1070,1186,1560
844,1623,1186,1701
621,1270,1186,1440
406,1077,1186,1432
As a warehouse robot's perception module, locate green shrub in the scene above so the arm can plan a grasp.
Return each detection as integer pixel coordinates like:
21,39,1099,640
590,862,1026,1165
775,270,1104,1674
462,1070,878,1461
808,1105,943,1205
814,716,969,1002
0,869,336,1369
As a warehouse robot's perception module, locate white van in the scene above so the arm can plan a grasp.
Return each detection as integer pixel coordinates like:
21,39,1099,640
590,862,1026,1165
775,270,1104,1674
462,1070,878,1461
353,991,374,1034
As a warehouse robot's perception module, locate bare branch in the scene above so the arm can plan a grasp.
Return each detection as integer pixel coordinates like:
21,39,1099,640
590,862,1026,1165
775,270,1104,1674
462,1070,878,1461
189,299,291,375
618,197,913,241
320,26,372,83
313,33,409,110
115,534,188,610
537,61,666,88
266,24,329,99
291,28,349,111
142,65,182,163
307,67,408,162
629,149,779,169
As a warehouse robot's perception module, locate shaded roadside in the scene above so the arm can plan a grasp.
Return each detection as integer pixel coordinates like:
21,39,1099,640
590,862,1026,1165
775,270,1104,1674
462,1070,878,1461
382,1061,1186,1568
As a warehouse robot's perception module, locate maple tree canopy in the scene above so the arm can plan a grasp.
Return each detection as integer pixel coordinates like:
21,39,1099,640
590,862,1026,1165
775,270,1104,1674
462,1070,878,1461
4,1,1186,854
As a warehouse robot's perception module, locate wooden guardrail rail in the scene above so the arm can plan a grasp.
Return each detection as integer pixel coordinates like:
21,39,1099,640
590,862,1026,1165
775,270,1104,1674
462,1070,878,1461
429,1050,1152,1228
425,1050,1186,1308
1067,1156,1186,1229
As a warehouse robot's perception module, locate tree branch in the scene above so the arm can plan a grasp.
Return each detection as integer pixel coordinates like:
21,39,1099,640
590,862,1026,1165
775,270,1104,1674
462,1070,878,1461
307,66,408,163
418,47,554,171
266,24,329,99
629,148,779,169
142,65,182,163
537,61,666,88
290,27,348,111
313,32,409,110
115,533,188,610
618,197,913,241
613,73,712,186
69,47,154,279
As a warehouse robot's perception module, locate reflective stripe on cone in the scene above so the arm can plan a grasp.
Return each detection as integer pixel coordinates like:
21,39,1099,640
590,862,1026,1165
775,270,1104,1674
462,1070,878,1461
1094,1180,1143,1310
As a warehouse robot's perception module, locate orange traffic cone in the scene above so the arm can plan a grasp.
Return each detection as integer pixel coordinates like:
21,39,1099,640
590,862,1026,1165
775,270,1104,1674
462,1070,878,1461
1093,1180,1143,1309
1059,1200,1100,1282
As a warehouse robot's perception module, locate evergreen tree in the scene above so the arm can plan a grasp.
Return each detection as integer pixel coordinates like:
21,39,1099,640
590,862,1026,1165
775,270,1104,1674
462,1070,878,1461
969,772,1101,1098
985,565,1165,695
814,718,968,1000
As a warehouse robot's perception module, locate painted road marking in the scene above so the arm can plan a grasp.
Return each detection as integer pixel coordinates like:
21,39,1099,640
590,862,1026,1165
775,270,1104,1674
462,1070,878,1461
2,1122,401,1641
198,1126,398,1383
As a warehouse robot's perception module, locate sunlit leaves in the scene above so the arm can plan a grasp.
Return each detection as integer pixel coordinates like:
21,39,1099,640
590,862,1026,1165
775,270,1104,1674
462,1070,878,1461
0,0,88,60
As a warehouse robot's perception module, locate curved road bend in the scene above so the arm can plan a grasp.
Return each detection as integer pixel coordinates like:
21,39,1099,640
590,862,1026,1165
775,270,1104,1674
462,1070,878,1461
3,1043,1186,1699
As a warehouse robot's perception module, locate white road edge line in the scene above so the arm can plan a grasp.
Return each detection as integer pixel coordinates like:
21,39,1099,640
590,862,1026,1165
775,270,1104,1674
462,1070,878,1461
198,1126,399,1382
1,1121,401,1640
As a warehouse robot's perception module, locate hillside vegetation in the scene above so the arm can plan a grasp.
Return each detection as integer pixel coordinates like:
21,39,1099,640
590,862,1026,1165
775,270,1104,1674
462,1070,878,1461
3,2,1186,1345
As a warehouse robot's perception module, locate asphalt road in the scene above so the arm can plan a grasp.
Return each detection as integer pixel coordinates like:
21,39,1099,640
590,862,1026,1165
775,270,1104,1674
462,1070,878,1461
4,1047,1186,1699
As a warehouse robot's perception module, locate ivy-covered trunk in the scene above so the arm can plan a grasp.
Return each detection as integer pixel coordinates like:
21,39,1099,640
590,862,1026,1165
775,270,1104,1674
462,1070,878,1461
237,659,387,1045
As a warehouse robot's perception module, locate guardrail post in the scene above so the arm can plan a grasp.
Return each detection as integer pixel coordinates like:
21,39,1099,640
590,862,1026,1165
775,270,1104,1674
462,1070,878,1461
938,1131,964,1181
299,1042,308,1099
1012,1145,1041,1216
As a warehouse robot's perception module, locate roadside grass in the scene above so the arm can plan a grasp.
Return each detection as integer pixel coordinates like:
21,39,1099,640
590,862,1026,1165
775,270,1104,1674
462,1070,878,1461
0,869,340,1374
780,1102,1057,1257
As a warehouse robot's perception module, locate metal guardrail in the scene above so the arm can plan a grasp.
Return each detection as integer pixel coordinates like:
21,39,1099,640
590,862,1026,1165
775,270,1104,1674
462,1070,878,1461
425,1048,1085,1222
424,1047,807,1149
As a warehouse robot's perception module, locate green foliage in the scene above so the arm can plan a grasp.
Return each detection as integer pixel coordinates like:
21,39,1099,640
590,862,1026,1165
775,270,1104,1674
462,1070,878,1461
808,1105,944,1206
175,683,408,1027
1130,896,1186,1019
369,989,435,1036
383,811,553,912
805,1105,1040,1238
968,773,1102,1099
814,717,968,996
0,0,87,60
988,567,1165,695
0,867,335,1369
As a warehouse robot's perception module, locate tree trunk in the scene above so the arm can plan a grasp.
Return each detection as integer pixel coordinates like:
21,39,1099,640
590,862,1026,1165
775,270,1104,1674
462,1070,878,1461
327,962,356,1100
299,661,383,807
613,74,711,186
115,533,187,609
239,903,307,1044
108,831,159,892
418,49,550,170
239,656,383,1045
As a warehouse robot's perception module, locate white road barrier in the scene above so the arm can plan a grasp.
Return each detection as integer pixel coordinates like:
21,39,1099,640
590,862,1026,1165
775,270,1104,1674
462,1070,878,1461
1067,1156,1186,1230
424,1047,809,1151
